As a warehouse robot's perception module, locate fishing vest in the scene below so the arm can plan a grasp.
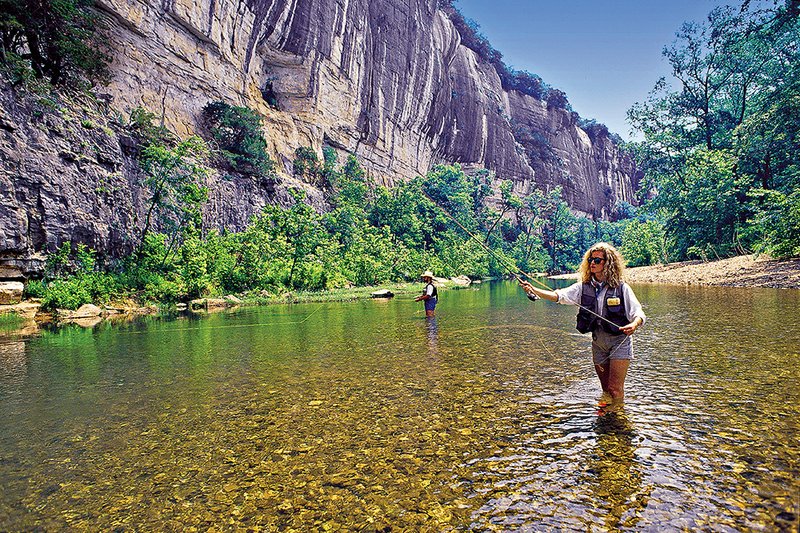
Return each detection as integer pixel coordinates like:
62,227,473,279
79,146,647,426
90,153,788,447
424,283,438,299
576,282,627,335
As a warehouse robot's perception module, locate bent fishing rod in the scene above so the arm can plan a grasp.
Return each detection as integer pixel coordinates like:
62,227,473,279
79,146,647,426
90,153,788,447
420,189,624,330
419,190,539,287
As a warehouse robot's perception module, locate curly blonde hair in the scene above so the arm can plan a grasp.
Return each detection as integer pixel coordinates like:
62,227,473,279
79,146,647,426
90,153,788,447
578,242,626,287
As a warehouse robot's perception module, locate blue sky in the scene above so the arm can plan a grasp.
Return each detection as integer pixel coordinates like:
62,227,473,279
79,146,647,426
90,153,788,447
454,0,730,140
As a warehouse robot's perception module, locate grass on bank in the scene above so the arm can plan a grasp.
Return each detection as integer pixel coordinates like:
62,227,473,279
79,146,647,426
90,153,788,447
0,312,26,332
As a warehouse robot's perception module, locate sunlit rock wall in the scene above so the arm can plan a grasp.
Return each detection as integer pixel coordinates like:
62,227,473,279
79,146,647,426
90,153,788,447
97,0,639,211
0,0,641,275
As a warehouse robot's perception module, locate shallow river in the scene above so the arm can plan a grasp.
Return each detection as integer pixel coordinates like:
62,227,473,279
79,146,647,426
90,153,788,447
1,281,798,531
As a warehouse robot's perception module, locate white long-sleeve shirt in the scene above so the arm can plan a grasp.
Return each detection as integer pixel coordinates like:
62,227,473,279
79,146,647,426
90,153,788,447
555,281,646,325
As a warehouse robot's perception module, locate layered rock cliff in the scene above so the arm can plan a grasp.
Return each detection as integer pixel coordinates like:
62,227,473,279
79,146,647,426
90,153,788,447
0,0,640,277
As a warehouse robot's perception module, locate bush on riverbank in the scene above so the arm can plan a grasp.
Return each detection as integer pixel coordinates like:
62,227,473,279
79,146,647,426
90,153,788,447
29,154,648,309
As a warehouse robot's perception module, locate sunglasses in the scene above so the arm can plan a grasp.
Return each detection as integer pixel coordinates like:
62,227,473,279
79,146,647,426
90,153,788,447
587,257,605,265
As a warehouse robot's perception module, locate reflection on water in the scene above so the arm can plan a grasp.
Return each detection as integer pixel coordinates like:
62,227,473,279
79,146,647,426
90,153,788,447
426,316,439,355
0,282,798,530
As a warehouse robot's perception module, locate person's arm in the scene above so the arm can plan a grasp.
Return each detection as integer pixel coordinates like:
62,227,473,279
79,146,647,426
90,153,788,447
415,284,433,301
619,284,646,335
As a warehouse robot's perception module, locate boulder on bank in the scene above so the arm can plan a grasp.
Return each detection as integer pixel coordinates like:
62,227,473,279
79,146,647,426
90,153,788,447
371,289,394,298
58,303,102,320
449,275,472,288
0,281,24,305
56,304,104,327
190,297,236,310
429,275,471,288
0,301,40,319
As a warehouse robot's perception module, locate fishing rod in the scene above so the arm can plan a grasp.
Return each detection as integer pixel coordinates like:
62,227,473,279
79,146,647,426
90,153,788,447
419,188,626,330
419,190,540,290
420,189,639,372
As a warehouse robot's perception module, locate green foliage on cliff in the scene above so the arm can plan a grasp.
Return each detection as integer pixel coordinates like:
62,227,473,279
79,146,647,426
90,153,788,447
0,0,109,87
293,146,336,188
439,2,574,113
629,1,800,259
201,101,276,183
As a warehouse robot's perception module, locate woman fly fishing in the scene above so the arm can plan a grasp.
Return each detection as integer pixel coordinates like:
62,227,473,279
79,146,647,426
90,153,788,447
519,242,646,411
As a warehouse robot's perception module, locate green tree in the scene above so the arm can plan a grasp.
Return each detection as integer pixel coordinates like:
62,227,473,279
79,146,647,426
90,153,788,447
293,146,333,188
0,0,109,85
484,180,522,243
139,136,210,259
647,148,741,258
201,101,275,183
629,0,800,259
368,182,425,251
622,219,668,266
420,164,482,247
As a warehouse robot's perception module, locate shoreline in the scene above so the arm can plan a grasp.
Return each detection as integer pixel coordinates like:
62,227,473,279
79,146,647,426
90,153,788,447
0,281,450,337
551,254,800,290
2,256,798,337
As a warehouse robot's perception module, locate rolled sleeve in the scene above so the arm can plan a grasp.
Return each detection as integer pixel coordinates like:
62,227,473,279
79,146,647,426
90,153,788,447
555,282,583,306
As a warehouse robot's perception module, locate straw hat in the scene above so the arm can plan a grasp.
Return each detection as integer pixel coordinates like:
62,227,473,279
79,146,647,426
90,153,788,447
422,270,434,279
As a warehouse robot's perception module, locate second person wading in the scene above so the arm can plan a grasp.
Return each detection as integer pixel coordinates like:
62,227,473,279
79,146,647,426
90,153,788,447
415,270,438,317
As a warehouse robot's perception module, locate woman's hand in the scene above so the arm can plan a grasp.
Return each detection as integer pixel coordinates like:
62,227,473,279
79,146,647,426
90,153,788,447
519,280,535,294
619,319,641,336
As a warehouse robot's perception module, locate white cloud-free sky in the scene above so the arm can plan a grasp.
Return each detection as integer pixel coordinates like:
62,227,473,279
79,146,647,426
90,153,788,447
454,0,732,140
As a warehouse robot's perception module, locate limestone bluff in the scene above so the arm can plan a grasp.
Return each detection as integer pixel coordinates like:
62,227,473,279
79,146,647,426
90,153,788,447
0,0,640,277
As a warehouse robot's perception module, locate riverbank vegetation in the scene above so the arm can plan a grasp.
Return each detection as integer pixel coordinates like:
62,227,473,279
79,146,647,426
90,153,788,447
25,106,650,310
21,100,656,310
628,0,800,261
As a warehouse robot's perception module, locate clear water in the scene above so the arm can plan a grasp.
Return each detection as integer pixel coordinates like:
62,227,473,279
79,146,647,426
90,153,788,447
1,282,798,531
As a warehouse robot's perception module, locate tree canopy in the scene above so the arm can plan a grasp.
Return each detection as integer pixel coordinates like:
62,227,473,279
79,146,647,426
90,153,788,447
629,0,800,259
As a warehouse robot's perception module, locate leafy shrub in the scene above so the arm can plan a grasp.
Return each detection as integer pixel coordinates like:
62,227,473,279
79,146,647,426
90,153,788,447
750,189,800,259
622,219,667,266
505,69,548,100
201,101,275,182
40,278,91,310
128,107,173,146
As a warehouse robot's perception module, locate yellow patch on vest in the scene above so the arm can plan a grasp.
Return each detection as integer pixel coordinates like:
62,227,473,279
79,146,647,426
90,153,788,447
607,297,621,306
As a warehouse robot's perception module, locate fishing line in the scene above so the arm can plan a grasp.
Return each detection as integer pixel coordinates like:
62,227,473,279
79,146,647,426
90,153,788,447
419,189,565,357
116,301,328,335
420,190,537,287
419,189,626,330
420,189,642,368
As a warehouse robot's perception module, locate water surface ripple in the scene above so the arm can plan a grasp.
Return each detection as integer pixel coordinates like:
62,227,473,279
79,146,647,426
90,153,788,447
0,282,798,530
